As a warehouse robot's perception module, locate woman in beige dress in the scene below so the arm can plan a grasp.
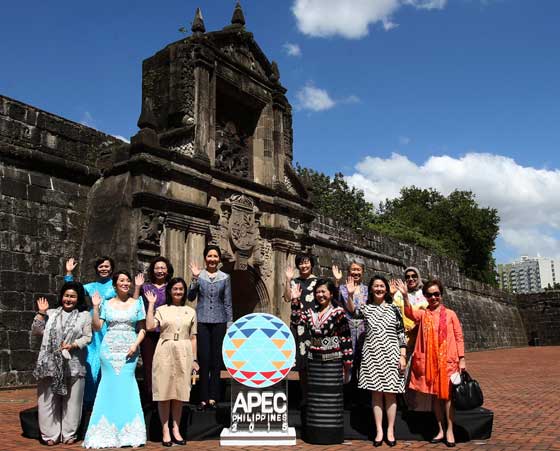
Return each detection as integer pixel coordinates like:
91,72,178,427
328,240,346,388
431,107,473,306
145,277,199,447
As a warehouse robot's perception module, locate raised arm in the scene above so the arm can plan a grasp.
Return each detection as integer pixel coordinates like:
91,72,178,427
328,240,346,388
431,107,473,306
187,262,201,301
31,297,49,335
344,276,359,315
396,279,423,322
91,292,105,331
64,257,77,282
332,265,343,288
132,273,144,300
283,266,295,302
289,283,304,325
144,291,158,331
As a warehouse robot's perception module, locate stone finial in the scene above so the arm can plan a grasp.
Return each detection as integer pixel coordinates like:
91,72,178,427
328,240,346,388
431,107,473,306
137,101,157,131
231,1,246,27
270,61,280,82
192,7,206,34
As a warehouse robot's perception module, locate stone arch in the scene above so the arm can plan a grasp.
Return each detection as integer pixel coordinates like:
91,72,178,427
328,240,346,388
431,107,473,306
222,263,270,319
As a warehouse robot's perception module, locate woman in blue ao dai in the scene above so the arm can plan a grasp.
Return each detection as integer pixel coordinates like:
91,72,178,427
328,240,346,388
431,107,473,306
64,257,116,406
83,270,146,448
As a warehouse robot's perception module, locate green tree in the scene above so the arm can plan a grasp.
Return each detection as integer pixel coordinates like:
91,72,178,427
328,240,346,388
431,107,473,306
376,187,500,284
295,166,500,285
295,164,376,229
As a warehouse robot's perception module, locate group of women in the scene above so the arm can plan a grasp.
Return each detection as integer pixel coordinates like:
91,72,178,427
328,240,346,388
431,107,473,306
286,255,466,447
31,248,465,448
32,245,231,448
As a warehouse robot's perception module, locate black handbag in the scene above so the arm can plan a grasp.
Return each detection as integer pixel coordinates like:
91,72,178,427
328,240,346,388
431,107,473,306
453,370,484,410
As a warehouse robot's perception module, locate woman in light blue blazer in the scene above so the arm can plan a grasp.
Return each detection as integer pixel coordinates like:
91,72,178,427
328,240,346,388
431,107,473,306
188,245,232,410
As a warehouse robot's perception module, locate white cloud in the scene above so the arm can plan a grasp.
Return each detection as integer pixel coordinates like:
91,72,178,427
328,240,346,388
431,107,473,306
292,0,446,39
399,136,411,145
283,42,302,57
80,111,96,129
114,135,130,143
296,83,336,112
345,152,560,259
341,95,361,104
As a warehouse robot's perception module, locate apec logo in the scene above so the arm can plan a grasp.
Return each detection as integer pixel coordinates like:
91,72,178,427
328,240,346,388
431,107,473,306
222,313,296,388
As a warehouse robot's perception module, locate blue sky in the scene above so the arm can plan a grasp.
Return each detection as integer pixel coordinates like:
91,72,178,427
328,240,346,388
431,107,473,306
2,0,560,264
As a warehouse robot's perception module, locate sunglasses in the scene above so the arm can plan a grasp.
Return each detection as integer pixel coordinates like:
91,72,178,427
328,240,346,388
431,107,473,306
426,292,441,299
405,274,418,280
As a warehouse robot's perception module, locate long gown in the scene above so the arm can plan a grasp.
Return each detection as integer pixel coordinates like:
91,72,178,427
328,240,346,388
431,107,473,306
64,275,115,406
83,298,146,448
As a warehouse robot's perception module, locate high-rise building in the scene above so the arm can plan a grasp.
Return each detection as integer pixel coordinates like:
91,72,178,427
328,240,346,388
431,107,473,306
498,256,559,293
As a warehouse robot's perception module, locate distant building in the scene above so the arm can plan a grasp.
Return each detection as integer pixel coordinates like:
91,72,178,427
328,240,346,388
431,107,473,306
498,256,558,293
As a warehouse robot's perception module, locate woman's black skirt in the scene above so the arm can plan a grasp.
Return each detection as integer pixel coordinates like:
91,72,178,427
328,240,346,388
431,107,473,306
304,358,344,444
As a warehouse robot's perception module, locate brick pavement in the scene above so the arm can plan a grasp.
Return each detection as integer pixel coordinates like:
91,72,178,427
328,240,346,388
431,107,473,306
1,347,559,451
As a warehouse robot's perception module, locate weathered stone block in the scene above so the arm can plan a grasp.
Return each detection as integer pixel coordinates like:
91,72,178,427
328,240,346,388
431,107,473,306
8,331,30,350
2,166,29,183
29,173,51,189
7,102,27,122
27,184,48,203
10,350,36,371
27,274,50,293
0,351,11,374
14,217,37,237
0,178,27,199
0,271,27,292
0,291,25,311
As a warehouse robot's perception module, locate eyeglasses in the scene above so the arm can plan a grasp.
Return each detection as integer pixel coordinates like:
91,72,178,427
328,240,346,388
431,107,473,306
405,274,418,280
426,292,441,299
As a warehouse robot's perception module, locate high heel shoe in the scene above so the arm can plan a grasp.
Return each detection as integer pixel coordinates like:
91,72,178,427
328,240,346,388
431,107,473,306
445,440,456,447
162,439,173,447
172,434,186,445
373,438,383,447
430,437,444,444
386,439,397,447
197,401,207,411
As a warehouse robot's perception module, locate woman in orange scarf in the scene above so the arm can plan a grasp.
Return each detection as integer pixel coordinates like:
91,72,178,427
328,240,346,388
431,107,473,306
397,278,466,447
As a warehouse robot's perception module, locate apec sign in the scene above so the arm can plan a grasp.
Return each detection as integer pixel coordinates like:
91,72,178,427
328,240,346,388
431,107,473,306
222,313,295,387
222,313,295,434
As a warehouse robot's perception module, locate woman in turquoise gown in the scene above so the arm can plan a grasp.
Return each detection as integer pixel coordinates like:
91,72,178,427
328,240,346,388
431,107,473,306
83,270,146,448
65,257,116,407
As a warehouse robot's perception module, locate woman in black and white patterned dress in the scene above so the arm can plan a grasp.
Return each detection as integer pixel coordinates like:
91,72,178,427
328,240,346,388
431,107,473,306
346,275,407,447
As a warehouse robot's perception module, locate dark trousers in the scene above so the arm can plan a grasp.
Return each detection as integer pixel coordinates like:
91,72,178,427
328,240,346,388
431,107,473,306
197,322,227,402
140,331,159,401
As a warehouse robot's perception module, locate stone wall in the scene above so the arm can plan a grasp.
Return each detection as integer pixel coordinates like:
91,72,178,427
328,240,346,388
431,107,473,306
517,291,560,346
0,95,121,386
309,216,528,351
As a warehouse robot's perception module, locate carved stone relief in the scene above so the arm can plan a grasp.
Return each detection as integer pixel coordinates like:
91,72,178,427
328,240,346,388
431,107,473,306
215,121,250,178
219,42,267,78
138,210,165,249
209,194,271,272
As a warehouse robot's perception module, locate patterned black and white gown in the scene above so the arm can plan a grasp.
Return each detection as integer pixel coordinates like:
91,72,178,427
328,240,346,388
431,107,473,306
357,302,407,393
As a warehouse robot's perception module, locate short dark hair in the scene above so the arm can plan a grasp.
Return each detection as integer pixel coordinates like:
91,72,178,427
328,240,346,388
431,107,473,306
147,256,174,283
295,253,315,269
203,245,222,260
165,277,189,306
422,279,445,297
313,278,337,299
112,270,132,287
94,256,115,275
58,281,87,312
367,275,393,304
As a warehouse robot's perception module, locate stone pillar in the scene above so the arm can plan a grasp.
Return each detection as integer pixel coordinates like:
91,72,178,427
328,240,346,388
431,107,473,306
186,219,208,284
252,103,274,187
163,228,187,278
193,62,214,163
272,100,286,186
271,239,296,323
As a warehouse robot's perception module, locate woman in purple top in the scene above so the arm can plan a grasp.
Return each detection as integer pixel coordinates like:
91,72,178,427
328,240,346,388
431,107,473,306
137,256,174,401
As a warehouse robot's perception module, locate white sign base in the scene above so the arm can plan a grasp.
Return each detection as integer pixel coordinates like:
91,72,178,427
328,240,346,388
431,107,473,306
220,427,297,446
